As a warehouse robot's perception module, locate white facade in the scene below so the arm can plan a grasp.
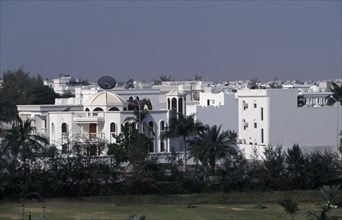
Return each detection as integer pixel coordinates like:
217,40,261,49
19,90,174,155
17,79,341,158
44,75,85,95
187,90,238,132
237,89,340,157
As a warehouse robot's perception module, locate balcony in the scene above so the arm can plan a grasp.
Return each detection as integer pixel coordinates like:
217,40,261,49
74,112,105,124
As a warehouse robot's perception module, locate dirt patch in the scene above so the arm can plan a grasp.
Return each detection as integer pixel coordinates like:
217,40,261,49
230,208,246,211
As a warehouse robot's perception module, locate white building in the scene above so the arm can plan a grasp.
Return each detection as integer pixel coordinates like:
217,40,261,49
237,89,340,158
44,75,86,95
17,80,210,156
17,79,341,159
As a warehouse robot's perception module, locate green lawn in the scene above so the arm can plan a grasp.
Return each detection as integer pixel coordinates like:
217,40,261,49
1,201,341,220
1,192,341,220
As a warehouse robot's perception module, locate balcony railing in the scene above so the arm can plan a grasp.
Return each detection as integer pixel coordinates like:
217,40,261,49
74,112,105,123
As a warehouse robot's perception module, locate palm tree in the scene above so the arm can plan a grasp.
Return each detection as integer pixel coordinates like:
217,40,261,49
162,113,204,172
319,184,341,207
124,109,152,134
326,82,342,105
2,115,48,174
279,198,300,220
308,185,340,220
188,125,237,173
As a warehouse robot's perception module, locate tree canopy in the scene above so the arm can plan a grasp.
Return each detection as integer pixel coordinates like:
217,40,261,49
0,68,60,121
326,82,342,105
162,113,204,171
189,125,237,171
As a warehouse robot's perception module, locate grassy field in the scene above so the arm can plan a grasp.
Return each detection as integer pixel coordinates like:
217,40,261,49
1,191,341,220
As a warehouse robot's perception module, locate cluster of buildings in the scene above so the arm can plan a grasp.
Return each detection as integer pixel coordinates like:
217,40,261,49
14,75,342,159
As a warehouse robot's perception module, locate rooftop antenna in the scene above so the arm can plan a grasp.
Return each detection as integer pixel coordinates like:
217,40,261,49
97,76,116,90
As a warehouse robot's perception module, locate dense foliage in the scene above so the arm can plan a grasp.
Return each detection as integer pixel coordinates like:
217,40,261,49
1,117,341,199
0,68,60,121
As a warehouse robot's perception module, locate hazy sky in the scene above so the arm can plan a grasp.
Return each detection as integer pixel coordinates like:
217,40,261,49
1,1,341,83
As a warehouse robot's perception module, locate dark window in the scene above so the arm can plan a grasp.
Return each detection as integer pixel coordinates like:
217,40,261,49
171,98,177,118
110,122,116,133
85,108,90,111
61,123,67,133
261,107,264,121
207,99,210,106
109,107,119,111
243,120,248,130
149,142,154,153
160,121,165,130
148,121,154,138
254,122,257,129
171,98,177,111
93,107,104,112
261,129,264,143
178,98,183,114
160,141,165,152
243,101,248,110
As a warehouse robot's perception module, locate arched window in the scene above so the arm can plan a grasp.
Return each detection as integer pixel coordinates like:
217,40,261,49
171,98,177,111
148,121,154,138
171,98,177,118
93,107,104,112
110,122,116,137
51,123,55,133
160,121,165,131
167,98,170,109
85,108,90,111
61,123,67,133
178,98,183,114
109,107,120,111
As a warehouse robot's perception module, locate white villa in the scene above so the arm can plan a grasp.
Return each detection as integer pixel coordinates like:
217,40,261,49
17,79,341,159
237,88,340,157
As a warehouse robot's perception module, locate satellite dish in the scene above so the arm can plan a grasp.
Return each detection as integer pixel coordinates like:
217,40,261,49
97,76,116,90
193,91,200,101
297,95,306,107
124,79,134,89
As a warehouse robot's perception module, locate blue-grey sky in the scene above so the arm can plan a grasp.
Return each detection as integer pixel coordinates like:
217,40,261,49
1,1,341,83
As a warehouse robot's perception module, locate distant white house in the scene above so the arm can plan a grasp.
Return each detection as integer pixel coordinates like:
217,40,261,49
18,80,209,156
44,75,86,95
17,78,341,160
